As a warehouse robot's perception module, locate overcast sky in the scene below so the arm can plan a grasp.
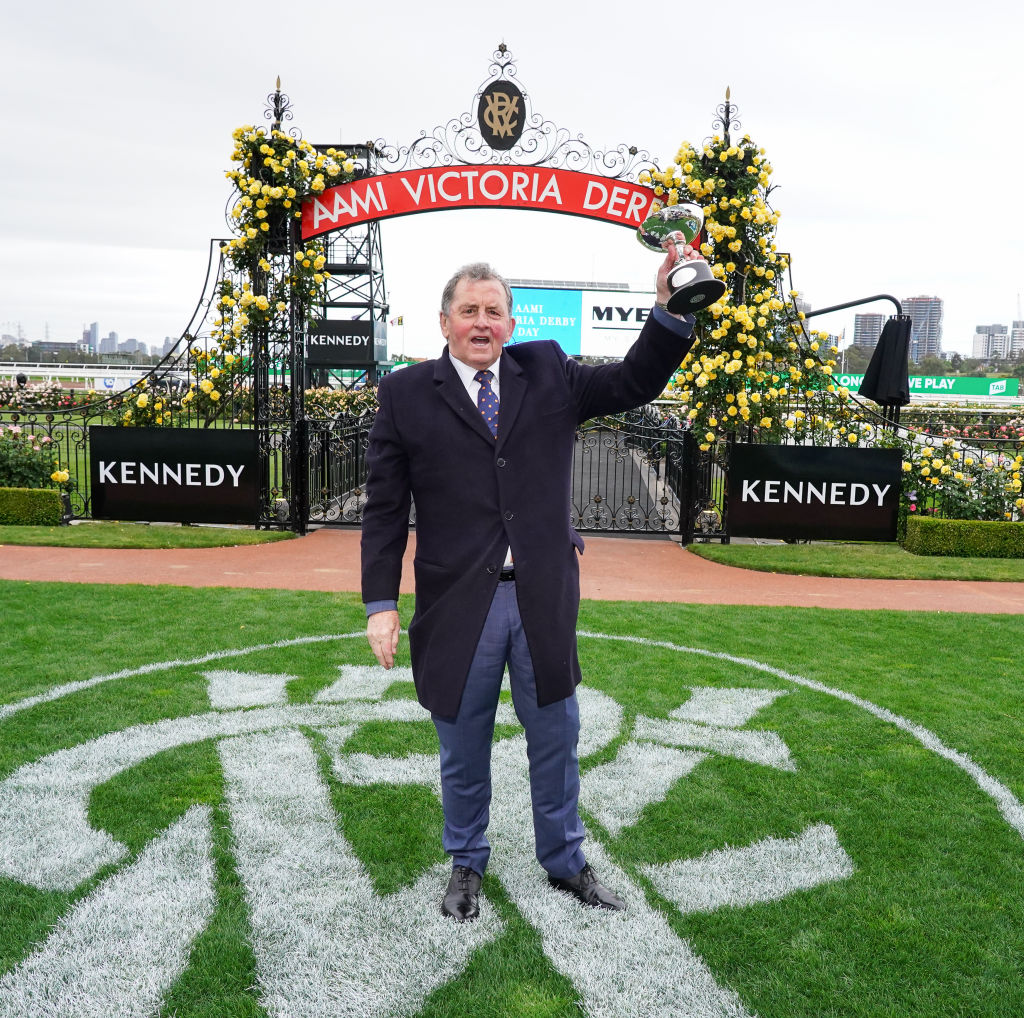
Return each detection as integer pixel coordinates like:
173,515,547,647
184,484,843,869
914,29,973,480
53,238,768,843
2,0,1021,359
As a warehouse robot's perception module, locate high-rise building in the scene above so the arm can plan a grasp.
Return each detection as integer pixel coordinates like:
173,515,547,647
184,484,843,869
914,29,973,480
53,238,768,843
902,296,943,361
80,322,99,354
852,313,884,349
973,324,1008,360
1010,321,1024,358
119,337,138,355
99,332,118,355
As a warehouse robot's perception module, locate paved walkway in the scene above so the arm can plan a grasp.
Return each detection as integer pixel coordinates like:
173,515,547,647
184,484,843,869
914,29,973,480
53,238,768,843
2,529,1023,614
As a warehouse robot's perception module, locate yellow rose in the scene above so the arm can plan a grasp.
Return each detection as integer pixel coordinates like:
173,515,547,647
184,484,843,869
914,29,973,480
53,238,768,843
210,390,221,402
136,394,148,408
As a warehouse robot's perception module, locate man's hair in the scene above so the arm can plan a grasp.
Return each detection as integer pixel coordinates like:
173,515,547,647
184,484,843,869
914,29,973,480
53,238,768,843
440,262,513,316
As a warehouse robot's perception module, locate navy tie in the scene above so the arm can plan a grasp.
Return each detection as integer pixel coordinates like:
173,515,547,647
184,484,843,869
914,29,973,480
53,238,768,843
474,369,499,438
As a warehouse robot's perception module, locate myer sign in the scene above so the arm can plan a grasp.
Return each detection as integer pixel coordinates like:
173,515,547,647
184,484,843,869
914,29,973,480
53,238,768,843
89,427,259,524
511,286,657,357
730,444,901,542
307,321,387,366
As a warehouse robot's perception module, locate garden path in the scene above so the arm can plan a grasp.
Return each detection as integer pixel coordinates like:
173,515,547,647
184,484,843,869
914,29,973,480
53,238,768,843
1,528,1023,614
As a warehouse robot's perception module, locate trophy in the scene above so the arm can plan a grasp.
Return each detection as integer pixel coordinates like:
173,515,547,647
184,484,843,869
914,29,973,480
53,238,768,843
637,202,726,313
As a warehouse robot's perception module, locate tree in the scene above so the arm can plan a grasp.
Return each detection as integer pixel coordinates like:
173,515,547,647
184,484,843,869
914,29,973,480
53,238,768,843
840,345,873,373
917,355,947,376
949,352,963,372
640,96,859,449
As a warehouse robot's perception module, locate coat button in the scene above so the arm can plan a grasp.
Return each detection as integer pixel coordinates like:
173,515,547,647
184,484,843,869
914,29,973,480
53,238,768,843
486,565,497,574
504,511,514,521
496,457,506,467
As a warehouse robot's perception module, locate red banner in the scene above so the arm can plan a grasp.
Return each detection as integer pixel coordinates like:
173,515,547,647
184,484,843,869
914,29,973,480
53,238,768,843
301,166,658,240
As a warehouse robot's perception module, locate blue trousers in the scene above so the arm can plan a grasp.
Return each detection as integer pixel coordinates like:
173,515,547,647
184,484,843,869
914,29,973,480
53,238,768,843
432,580,586,880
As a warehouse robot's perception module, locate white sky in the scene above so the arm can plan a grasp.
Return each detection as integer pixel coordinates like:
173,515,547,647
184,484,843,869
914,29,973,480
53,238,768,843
2,0,1021,359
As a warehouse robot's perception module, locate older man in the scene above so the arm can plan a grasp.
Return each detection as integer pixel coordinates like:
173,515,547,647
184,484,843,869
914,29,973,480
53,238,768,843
362,244,699,920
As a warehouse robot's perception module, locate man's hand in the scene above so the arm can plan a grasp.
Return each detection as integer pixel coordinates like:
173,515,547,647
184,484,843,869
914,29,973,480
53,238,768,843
366,609,401,669
656,238,704,309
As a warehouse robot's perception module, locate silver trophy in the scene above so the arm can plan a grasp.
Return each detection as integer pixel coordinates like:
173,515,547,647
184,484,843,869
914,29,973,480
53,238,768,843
637,202,726,313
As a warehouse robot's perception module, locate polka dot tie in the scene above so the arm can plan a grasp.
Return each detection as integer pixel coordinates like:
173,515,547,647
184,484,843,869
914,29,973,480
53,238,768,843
474,369,499,438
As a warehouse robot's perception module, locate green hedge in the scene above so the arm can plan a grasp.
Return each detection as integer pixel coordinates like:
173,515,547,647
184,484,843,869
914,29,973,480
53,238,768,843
0,487,63,526
902,516,1024,558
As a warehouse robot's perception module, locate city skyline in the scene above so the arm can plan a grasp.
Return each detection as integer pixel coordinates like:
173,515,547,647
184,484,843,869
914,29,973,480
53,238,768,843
8,298,1024,368
2,1,1021,362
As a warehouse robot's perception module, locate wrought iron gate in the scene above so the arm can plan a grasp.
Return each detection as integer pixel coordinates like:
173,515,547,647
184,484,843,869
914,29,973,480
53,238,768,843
300,407,697,537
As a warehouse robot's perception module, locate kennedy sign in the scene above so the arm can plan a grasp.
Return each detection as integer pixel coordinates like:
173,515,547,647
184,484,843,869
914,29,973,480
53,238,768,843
307,321,387,366
729,443,901,542
90,427,260,524
301,166,659,240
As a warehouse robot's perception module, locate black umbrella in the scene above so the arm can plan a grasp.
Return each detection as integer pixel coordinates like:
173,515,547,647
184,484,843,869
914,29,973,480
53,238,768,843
858,315,912,407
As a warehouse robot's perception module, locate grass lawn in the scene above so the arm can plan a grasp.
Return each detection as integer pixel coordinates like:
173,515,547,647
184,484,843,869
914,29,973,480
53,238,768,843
1,580,1022,1017
0,522,296,549
687,541,1024,581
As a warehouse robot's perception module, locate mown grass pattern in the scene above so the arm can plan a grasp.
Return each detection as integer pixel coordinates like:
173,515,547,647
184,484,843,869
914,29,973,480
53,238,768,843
0,581,1022,1016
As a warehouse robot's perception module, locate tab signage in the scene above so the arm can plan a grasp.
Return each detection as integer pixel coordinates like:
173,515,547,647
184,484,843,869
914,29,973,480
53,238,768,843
838,374,1021,398
89,426,259,524
729,443,901,542
301,166,659,239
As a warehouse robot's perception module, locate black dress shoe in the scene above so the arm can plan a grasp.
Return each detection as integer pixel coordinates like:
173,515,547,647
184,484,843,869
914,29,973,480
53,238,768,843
548,864,625,911
441,865,482,922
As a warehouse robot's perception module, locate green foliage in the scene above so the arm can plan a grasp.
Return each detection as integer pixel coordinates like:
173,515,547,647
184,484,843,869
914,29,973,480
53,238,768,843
641,124,858,448
0,424,58,488
303,386,379,418
0,487,62,525
902,516,1024,558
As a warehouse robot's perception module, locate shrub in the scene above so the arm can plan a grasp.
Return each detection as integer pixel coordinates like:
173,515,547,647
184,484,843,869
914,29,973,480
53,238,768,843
0,424,58,488
0,487,62,526
902,516,1024,558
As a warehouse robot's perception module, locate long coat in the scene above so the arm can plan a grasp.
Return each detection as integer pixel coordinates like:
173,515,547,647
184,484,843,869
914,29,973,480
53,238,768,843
360,312,695,718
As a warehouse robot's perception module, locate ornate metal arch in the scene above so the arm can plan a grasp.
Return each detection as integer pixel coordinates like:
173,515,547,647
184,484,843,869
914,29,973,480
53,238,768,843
368,44,655,181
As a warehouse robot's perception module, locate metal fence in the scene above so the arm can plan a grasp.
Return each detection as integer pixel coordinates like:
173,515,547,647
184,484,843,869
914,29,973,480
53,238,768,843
296,406,698,537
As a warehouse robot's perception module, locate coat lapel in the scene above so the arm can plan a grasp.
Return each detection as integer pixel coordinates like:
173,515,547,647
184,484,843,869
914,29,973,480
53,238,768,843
433,348,496,445
495,351,525,454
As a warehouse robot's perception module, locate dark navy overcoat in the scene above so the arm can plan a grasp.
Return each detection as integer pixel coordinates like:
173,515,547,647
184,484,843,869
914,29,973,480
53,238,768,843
360,313,695,718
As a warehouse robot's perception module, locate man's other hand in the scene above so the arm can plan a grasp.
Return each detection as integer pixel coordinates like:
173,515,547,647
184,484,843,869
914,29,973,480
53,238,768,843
367,609,401,669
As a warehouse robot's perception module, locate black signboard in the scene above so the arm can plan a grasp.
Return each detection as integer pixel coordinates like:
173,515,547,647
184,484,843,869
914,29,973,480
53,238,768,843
89,427,260,524
307,320,387,366
478,80,525,151
729,443,901,542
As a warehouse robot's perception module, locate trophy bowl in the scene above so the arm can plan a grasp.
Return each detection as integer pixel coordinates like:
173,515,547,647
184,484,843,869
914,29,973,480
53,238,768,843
637,203,727,313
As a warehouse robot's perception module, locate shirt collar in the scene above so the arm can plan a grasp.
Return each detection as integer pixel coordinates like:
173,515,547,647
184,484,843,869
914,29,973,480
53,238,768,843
449,350,501,387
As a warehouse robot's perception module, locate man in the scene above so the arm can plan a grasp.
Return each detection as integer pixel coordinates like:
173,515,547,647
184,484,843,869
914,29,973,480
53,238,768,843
362,242,700,921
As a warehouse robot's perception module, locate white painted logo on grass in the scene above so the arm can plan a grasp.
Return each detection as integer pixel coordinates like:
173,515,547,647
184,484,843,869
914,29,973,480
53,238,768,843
1,635,1022,1017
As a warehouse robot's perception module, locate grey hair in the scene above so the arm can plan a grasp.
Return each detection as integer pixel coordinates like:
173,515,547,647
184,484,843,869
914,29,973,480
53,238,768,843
440,262,513,316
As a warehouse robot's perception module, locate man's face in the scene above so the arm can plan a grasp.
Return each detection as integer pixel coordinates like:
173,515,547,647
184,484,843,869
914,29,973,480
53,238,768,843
440,277,516,369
